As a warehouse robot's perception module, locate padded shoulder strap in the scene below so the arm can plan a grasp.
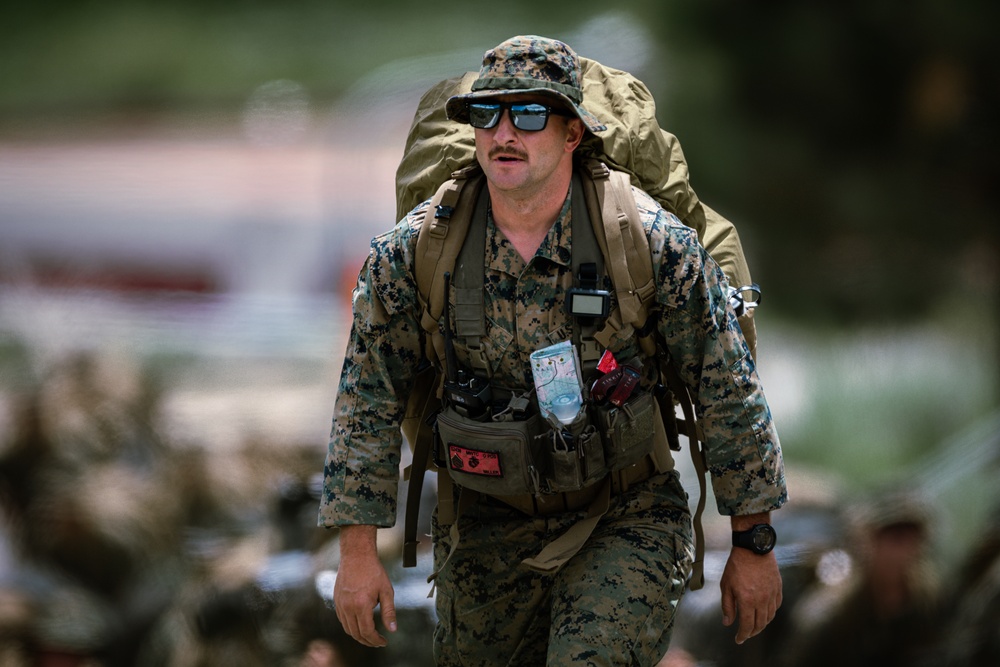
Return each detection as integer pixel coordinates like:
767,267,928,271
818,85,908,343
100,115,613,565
415,165,486,343
579,159,657,352
581,158,708,591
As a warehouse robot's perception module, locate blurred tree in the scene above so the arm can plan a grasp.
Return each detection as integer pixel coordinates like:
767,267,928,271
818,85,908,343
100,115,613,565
3,0,996,332
656,0,999,327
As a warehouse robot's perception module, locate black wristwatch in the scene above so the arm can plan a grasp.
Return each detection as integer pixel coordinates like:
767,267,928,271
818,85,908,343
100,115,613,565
732,524,777,555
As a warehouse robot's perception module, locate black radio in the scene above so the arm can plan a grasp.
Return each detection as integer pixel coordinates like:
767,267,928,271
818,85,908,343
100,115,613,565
444,370,492,417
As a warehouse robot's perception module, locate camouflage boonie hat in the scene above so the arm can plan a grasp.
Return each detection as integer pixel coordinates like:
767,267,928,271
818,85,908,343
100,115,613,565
854,487,933,534
446,35,607,133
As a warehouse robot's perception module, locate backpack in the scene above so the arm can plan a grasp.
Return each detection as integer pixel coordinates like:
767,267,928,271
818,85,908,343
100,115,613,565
395,58,758,591
395,57,758,357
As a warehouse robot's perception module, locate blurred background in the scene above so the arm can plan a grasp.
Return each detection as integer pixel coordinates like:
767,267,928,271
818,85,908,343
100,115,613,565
0,1,997,666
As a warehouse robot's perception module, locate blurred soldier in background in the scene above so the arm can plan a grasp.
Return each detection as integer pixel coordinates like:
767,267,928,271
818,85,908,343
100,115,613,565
0,352,186,665
779,487,942,667
933,510,1000,666
933,434,1000,667
0,346,429,667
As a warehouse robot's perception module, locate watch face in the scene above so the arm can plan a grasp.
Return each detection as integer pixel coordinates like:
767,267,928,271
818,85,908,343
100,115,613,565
752,525,776,553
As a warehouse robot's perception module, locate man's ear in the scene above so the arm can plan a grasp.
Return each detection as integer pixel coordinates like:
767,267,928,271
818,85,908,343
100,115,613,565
564,118,585,153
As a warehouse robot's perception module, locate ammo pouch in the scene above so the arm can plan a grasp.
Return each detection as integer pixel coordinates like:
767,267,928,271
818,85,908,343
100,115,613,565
594,390,657,471
436,389,657,498
542,410,606,494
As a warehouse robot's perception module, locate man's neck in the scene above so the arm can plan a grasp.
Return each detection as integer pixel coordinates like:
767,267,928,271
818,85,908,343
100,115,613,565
487,170,571,262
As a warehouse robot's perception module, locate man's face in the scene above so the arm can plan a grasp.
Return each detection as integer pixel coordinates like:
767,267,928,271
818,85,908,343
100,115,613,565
472,94,584,199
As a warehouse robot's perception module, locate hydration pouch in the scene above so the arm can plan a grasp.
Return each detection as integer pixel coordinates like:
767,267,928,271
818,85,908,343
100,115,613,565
436,406,543,496
595,390,656,471
542,411,608,494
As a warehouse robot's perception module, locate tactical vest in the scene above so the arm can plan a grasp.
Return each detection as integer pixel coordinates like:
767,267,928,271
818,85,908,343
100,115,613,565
402,158,712,590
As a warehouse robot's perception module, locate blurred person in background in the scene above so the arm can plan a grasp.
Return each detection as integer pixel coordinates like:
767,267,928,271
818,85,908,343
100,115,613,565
931,441,1000,667
0,351,186,666
779,487,942,667
937,511,1000,666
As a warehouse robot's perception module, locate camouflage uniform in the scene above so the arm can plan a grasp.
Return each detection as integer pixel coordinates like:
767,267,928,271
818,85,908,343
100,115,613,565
319,35,787,667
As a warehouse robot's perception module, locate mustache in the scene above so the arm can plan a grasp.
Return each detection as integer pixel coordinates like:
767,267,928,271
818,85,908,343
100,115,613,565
488,147,527,161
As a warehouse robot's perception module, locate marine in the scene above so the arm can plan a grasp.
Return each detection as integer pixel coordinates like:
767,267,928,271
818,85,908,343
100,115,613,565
319,35,788,666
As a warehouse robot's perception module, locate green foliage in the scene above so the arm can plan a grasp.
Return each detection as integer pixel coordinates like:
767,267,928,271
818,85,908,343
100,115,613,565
2,0,615,113
0,336,34,391
775,320,998,490
650,0,1000,324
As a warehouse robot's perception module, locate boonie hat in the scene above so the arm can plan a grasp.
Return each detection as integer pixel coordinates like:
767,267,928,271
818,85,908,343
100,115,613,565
446,35,606,133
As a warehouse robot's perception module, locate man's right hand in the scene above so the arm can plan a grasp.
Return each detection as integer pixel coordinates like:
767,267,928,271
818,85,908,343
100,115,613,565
334,525,398,647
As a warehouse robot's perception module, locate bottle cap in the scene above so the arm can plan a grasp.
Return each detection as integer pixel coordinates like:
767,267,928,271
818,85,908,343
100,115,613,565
551,393,581,424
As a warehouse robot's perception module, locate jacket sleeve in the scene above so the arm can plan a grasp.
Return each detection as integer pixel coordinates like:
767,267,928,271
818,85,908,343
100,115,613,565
317,218,424,528
651,206,787,516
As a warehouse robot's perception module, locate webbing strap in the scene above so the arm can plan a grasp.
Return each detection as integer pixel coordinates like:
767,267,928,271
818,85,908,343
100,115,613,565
520,479,612,573
661,359,707,591
578,159,656,341
416,166,485,366
570,172,605,368
402,363,443,567
600,171,655,326
453,184,490,371
570,172,603,284
426,487,478,592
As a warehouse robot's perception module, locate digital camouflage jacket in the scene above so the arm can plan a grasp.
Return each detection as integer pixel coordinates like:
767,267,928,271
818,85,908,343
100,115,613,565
319,185,787,529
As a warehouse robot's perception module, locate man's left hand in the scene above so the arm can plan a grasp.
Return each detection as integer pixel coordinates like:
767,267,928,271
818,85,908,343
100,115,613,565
720,545,782,644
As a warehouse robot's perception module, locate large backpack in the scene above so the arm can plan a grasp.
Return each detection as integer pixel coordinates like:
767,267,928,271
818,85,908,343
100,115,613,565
395,57,759,356
396,58,759,590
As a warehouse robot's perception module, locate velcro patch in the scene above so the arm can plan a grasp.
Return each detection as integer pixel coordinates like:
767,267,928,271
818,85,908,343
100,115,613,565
448,444,503,477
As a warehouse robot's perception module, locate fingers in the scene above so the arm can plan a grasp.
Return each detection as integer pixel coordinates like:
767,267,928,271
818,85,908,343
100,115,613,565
721,587,736,627
380,585,398,635
334,586,390,648
734,596,780,645
337,602,388,648
734,604,757,645
720,549,783,644
356,606,388,648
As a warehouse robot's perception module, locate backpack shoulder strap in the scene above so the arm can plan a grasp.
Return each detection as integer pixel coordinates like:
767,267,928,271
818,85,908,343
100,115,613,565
661,357,709,591
404,167,484,567
578,159,657,355
414,164,486,362
580,158,708,590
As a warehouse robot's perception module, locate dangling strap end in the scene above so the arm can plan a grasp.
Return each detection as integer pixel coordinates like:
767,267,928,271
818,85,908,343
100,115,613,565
403,540,419,568
689,560,705,591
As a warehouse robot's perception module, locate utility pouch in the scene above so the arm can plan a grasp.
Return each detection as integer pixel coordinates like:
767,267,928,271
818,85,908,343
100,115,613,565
436,406,543,496
542,411,607,494
595,390,656,471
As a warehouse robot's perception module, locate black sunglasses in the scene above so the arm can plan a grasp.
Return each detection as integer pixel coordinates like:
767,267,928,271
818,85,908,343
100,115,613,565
467,102,571,132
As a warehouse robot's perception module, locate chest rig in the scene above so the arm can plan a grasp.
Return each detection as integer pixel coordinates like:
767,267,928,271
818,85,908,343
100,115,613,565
403,159,709,589
447,169,620,383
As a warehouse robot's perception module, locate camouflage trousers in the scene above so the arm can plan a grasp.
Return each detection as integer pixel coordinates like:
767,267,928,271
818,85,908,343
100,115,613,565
431,470,694,667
